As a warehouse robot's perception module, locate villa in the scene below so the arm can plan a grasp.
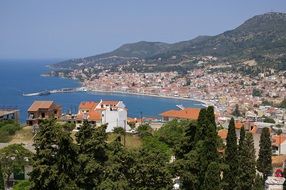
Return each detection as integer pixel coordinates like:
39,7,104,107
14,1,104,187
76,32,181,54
76,100,130,132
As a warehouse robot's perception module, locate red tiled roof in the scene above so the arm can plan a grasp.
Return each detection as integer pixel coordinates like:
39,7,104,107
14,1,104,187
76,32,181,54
160,108,201,120
272,135,286,146
28,101,54,112
218,129,228,140
79,101,97,110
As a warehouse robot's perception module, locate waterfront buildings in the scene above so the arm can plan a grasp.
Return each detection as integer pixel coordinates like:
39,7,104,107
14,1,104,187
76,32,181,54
26,101,61,125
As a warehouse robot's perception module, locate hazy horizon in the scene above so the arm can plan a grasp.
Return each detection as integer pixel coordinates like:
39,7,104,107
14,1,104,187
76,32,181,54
1,0,286,59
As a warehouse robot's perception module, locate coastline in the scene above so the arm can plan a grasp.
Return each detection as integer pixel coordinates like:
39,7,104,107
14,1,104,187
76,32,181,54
85,88,211,107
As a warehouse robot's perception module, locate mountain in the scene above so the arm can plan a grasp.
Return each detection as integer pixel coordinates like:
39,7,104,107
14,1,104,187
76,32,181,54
53,12,286,71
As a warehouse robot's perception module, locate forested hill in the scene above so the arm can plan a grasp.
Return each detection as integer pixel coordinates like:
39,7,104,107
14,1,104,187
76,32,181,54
53,12,286,71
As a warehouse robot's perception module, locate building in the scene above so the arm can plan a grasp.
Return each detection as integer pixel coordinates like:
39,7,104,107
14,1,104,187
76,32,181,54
160,107,201,122
265,177,285,190
26,101,61,125
76,100,129,132
272,135,286,155
0,109,19,122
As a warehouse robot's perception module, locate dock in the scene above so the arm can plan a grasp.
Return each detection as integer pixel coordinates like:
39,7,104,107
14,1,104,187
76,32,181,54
23,87,87,97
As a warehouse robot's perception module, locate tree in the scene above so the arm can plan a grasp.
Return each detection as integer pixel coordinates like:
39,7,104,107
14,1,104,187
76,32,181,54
100,140,133,189
76,124,108,189
253,174,264,190
29,119,79,190
238,133,256,190
129,148,173,190
0,144,32,188
224,117,239,190
232,104,242,117
203,162,221,190
0,163,4,190
257,127,272,181
238,126,245,153
155,119,186,148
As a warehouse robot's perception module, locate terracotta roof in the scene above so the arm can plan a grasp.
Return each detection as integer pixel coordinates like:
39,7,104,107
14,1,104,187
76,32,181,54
79,101,97,110
272,155,286,167
218,129,228,140
235,121,243,129
160,108,200,120
28,101,54,112
272,135,286,146
76,110,101,121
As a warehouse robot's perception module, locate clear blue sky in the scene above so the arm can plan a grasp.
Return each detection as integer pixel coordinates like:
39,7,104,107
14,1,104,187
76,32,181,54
0,0,286,59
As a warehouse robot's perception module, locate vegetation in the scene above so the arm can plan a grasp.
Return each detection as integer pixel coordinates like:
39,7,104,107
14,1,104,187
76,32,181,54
0,144,33,188
26,107,273,189
13,180,30,190
257,127,272,181
224,117,239,189
232,104,242,117
0,120,21,142
263,115,276,124
252,88,262,97
0,163,4,190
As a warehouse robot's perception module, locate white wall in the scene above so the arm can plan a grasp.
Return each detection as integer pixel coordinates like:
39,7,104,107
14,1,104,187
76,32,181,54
102,108,130,132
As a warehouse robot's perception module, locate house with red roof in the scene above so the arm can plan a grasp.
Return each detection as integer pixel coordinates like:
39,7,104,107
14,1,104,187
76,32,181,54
26,101,61,125
160,107,201,122
76,100,129,132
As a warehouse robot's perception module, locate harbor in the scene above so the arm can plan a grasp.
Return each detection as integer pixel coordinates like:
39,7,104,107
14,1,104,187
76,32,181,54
22,87,87,97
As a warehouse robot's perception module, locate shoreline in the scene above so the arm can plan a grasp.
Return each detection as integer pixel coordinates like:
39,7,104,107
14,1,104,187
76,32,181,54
85,88,211,107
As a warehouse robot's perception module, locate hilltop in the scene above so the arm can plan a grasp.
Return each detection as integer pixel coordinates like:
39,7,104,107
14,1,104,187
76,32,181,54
53,12,286,72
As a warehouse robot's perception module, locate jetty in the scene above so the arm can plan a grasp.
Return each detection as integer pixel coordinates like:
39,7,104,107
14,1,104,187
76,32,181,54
23,87,87,97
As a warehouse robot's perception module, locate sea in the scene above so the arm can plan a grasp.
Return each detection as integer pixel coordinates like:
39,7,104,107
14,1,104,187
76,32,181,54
0,59,204,123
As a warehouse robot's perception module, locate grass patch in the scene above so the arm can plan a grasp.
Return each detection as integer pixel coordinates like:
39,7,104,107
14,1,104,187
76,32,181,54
108,133,142,149
9,126,34,144
0,120,21,143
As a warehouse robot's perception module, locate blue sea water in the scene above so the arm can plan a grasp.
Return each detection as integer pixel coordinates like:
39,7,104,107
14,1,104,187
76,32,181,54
0,60,203,123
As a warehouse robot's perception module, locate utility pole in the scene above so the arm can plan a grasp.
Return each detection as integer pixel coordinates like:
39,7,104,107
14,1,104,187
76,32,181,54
123,120,126,147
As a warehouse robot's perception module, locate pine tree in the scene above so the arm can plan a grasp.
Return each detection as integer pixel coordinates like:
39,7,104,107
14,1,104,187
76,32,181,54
238,133,256,190
257,127,272,181
30,119,79,190
100,140,133,189
0,163,4,190
203,162,221,190
175,122,197,159
76,124,108,189
224,117,239,190
129,148,173,190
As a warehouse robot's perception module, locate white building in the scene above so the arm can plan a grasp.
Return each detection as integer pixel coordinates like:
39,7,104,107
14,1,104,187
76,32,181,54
76,100,130,132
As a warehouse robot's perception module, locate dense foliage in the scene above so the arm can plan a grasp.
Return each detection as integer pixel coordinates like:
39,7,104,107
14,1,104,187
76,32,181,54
27,107,273,189
0,120,21,142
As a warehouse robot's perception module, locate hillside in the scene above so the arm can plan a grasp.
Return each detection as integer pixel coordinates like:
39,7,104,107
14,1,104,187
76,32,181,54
53,12,286,71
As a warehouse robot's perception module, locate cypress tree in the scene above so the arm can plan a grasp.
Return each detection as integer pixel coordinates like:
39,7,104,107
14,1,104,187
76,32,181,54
238,133,256,190
194,108,207,142
257,127,272,181
203,162,221,190
0,163,4,190
224,117,239,190
238,126,245,153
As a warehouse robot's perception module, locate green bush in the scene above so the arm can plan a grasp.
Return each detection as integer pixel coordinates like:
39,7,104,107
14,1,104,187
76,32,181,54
13,180,30,190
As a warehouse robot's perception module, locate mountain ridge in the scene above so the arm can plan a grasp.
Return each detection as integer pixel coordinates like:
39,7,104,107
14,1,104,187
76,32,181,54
53,12,286,71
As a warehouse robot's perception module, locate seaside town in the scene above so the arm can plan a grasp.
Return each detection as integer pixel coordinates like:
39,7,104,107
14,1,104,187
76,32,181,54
1,1,286,189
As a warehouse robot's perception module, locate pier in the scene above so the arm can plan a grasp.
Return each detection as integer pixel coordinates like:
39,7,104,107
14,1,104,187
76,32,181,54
22,87,87,97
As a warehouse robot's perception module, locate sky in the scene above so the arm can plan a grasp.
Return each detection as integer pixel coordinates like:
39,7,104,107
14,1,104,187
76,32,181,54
0,0,286,59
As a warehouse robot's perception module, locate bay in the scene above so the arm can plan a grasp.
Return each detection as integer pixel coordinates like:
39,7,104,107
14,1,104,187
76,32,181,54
0,59,203,123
